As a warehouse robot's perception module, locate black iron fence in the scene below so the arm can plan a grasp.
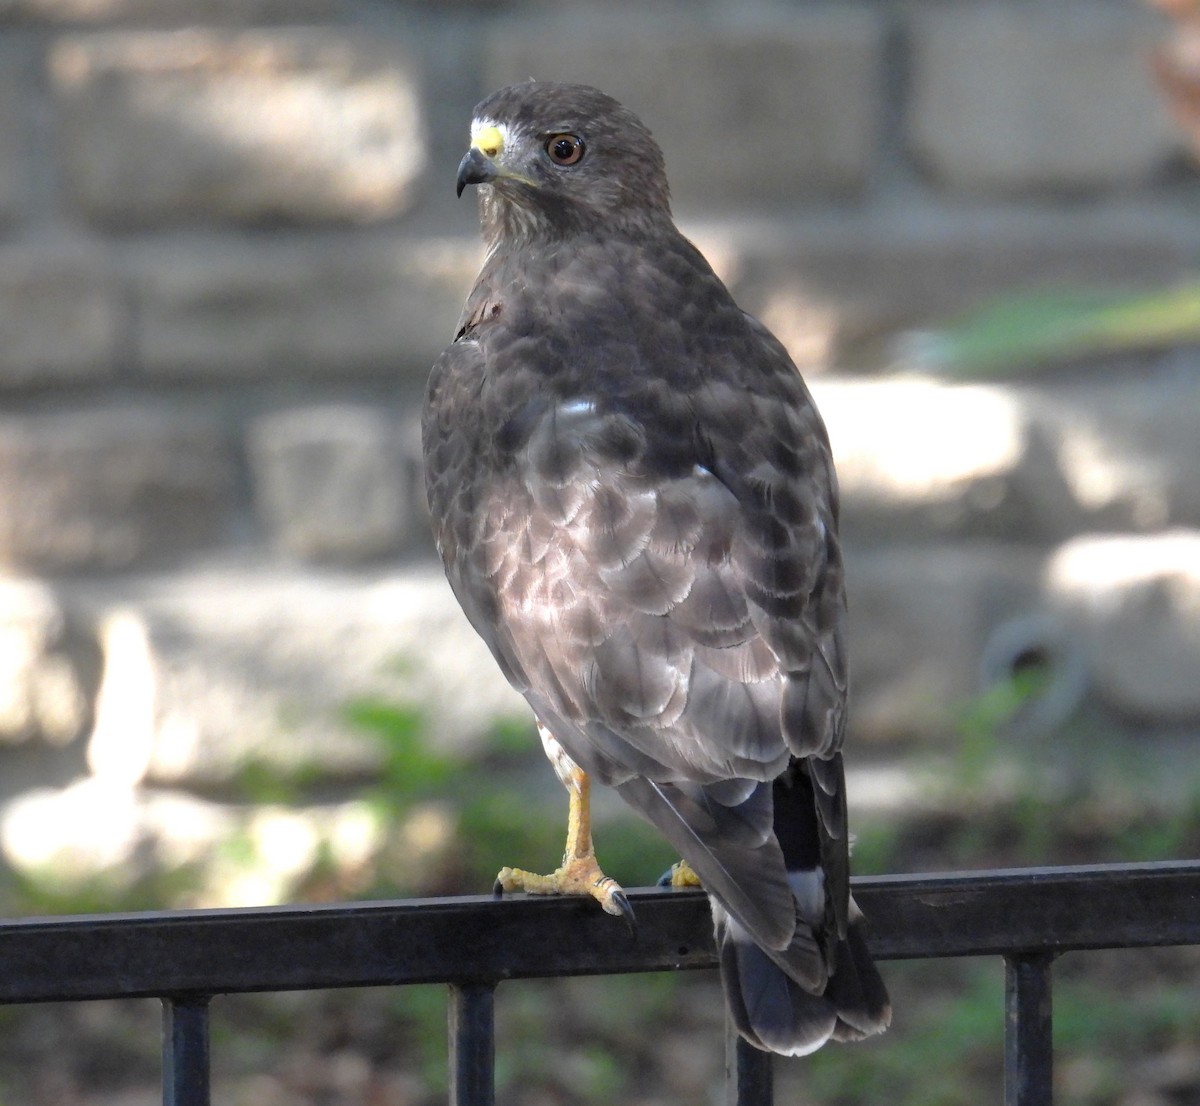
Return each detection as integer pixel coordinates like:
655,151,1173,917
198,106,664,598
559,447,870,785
0,860,1197,1106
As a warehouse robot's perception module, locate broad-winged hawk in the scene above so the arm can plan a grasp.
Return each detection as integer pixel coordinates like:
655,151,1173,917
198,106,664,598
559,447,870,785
422,81,890,1056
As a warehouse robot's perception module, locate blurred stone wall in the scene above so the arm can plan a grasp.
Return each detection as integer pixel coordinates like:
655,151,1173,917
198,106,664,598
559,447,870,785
1,0,1198,900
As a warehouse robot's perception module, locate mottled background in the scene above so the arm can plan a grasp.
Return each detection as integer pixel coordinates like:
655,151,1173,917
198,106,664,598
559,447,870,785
0,1,1198,1103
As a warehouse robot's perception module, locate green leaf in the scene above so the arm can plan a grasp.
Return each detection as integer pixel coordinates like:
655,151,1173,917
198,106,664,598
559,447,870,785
898,281,1200,377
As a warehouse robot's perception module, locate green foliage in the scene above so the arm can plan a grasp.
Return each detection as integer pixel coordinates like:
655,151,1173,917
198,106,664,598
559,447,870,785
803,962,1003,1106
391,984,452,1096
341,701,457,797
846,819,903,877
956,665,1052,792
931,666,1200,869
797,959,1200,1106
233,755,328,805
484,715,543,757
1,857,206,918
1055,974,1200,1054
900,280,1200,377
1111,806,1200,863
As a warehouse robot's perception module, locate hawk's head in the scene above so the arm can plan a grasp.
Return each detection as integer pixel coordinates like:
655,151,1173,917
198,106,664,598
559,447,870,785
456,82,672,243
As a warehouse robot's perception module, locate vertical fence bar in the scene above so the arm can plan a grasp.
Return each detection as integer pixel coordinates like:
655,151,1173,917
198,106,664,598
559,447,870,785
449,981,496,1106
162,995,211,1106
1004,952,1054,1106
725,1015,774,1106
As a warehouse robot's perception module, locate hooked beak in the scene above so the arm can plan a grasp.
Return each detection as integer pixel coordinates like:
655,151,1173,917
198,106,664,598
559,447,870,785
456,147,497,197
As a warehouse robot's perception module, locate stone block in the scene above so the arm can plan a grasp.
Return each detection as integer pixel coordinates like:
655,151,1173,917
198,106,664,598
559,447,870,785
0,245,125,386
50,29,426,227
0,408,234,571
908,2,1179,192
814,368,1200,546
131,233,475,379
845,543,1046,745
1030,369,1200,533
0,0,342,22
248,405,413,562
485,7,883,207
55,561,526,788
0,578,96,749
814,377,1082,543
0,47,31,226
1047,531,1200,722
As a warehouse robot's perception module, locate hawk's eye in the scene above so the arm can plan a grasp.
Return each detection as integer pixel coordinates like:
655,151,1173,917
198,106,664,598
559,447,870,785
545,133,585,166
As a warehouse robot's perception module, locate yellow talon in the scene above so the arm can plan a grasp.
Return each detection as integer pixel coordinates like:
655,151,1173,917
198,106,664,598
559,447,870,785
493,753,634,929
496,855,629,917
669,859,703,888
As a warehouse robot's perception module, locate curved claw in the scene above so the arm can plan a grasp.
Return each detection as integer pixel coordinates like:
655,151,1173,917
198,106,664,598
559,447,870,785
493,859,633,933
610,888,637,937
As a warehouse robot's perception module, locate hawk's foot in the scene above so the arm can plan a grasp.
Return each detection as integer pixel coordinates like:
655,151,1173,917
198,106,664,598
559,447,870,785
495,855,634,930
657,859,703,888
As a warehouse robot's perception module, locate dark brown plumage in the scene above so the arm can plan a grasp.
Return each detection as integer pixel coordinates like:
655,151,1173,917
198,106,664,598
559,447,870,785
423,81,890,1055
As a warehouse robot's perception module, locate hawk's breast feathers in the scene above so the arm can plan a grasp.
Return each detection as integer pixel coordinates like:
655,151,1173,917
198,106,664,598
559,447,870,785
427,232,843,782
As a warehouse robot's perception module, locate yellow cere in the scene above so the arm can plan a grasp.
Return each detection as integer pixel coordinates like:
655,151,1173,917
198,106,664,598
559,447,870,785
470,122,506,159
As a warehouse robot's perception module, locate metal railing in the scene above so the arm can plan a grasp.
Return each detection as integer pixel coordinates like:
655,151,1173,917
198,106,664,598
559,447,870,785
0,860,1197,1106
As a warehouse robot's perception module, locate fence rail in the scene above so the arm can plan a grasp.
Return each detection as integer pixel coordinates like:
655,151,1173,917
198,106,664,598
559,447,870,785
1,860,1198,1105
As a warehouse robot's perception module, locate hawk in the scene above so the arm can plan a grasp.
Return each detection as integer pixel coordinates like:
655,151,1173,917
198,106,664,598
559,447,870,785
422,81,890,1055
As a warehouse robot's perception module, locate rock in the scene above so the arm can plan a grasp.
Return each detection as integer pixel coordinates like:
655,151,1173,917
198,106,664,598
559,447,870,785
50,28,427,227
0,244,125,386
129,233,474,379
58,561,527,789
814,377,1070,542
485,6,883,207
0,578,95,748
845,543,1046,745
1,0,342,22
692,205,1198,372
248,405,415,562
1046,531,1200,722
811,367,1200,545
0,44,31,226
0,408,234,571
908,2,1179,192
1030,371,1200,533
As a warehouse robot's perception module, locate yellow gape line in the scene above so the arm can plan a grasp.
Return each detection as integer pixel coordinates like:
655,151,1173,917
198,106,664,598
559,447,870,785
494,765,633,929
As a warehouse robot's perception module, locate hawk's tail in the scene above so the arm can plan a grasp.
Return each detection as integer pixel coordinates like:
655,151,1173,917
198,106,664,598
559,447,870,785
613,763,890,1055
713,895,891,1056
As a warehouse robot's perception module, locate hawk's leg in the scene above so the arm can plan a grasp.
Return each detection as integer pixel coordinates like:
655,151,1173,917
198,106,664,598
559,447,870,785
494,723,633,928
